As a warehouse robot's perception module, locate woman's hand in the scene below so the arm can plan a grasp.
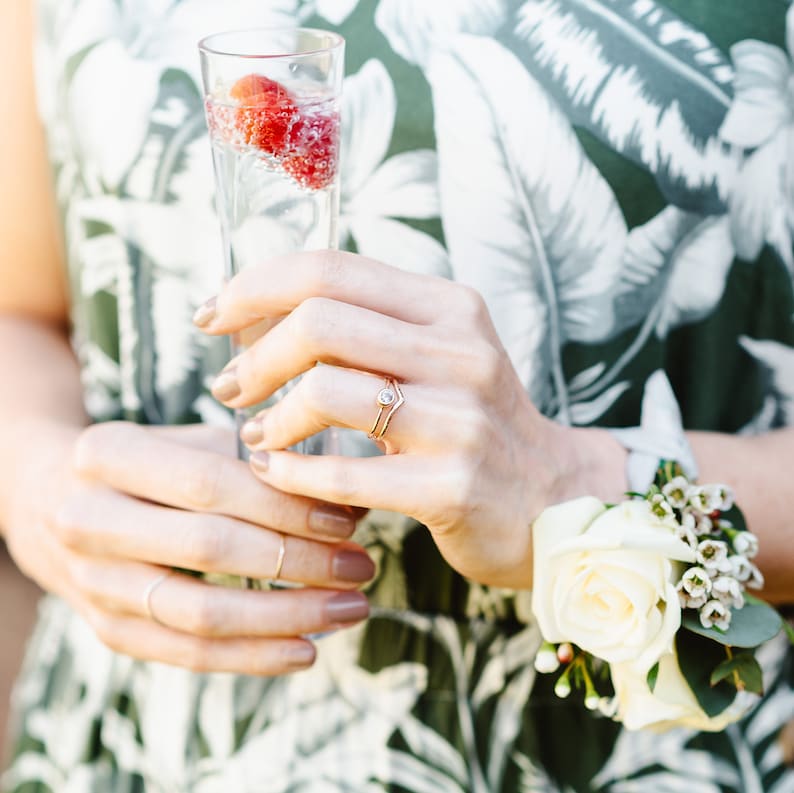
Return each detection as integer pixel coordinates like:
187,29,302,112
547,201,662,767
195,251,627,590
4,421,373,675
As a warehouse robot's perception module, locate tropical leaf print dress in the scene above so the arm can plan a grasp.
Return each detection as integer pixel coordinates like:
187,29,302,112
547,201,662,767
4,1,794,791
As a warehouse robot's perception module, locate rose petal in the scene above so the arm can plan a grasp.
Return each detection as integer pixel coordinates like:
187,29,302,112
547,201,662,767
531,497,605,642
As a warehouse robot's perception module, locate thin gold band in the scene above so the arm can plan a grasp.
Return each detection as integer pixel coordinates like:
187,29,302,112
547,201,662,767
273,534,287,582
143,571,173,627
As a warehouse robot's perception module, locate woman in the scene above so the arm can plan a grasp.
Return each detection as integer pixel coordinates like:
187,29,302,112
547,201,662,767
1,0,793,790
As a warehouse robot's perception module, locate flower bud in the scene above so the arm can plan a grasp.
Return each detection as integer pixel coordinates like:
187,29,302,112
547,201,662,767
534,647,560,674
554,672,572,699
556,642,574,664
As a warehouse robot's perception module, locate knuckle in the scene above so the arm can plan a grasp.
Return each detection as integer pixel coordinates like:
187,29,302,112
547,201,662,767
72,423,110,474
51,497,88,548
179,639,216,673
180,457,224,511
299,367,335,418
314,250,351,293
180,516,229,570
445,457,480,516
470,342,504,392
455,284,489,323
86,609,122,651
185,589,225,637
457,408,493,450
324,461,357,505
292,297,337,351
66,555,95,594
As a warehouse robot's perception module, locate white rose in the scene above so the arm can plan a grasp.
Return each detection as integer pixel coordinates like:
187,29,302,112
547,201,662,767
611,650,749,732
531,498,696,671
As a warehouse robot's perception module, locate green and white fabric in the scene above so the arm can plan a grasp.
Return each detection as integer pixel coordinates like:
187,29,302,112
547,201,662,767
4,1,794,791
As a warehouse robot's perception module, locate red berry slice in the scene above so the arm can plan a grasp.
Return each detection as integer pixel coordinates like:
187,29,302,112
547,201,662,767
222,73,340,190
283,110,340,190
231,73,298,156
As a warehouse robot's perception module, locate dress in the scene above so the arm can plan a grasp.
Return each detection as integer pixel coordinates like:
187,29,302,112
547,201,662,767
4,1,794,791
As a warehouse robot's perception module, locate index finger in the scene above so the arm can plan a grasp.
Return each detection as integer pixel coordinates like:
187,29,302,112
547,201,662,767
193,249,448,333
74,422,358,541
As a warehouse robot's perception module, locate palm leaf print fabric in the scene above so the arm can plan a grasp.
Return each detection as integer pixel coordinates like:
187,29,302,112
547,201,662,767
4,1,794,791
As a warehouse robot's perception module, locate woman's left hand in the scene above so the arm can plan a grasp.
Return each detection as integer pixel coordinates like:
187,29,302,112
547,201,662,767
195,251,626,589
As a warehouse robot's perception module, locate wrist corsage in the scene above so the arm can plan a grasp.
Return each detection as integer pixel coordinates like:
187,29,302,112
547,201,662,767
531,462,793,732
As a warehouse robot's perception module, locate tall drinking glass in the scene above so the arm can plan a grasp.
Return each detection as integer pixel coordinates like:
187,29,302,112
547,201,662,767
199,28,344,460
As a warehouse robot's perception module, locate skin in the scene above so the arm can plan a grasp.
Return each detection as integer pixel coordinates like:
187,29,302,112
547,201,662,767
0,0,791,678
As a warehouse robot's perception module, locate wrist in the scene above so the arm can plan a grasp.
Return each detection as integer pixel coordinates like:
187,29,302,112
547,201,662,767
0,417,82,540
546,424,629,507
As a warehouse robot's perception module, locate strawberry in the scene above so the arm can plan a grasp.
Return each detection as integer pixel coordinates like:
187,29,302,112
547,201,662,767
230,73,298,156
221,73,340,190
283,109,340,190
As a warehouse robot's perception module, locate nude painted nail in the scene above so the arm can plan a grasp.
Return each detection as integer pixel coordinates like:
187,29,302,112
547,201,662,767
286,643,316,669
250,451,270,473
193,297,217,328
325,592,370,625
309,507,356,539
211,370,240,403
332,550,376,584
240,419,264,446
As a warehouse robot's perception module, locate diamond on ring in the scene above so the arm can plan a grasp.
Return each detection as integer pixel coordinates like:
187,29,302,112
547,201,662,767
377,388,396,407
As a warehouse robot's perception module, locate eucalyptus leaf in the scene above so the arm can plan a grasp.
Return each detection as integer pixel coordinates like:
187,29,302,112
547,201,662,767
710,651,763,695
682,600,783,648
676,630,736,718
646,662,659,693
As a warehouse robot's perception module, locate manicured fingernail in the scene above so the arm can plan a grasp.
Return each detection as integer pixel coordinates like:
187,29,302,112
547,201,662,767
193,297,217,328
211,369,240,402
309,507,356,539
325,592,370,625
240,419,264,446
250,451,270,473
286,643,316,668
332,550,376,583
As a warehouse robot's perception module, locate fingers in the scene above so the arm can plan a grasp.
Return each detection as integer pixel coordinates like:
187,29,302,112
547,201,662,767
53,484,375,587
211,298,442,409
194,249,448,332
74,422,357,541
86,611,318,676
241,366,465,454
248,450,447,517
71,560,370,641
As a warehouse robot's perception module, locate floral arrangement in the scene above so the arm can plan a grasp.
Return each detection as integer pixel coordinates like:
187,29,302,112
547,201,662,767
531,462,793,732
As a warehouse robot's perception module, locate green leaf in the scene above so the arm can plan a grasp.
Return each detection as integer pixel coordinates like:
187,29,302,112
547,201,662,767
646,662,659,692
682,599,782,647
719,503,747,533
676,630,737,717
783,618,794,647
710,651,764,695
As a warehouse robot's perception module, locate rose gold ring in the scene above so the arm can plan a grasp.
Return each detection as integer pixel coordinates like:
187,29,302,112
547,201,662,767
367,378,405,441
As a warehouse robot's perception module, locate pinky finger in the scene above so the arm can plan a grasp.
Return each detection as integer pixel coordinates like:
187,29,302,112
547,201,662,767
82,607,317,676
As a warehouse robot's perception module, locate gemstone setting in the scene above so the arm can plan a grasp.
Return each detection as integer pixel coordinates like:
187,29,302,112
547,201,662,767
377,388,396,407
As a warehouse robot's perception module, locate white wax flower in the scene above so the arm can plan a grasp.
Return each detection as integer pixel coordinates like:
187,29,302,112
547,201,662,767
700,599,732,631
532,498,696,672
730,554,753,582
711,576,745,609
662,476,691,509
733,531,759,559
681,567,712,598
697,540,730,574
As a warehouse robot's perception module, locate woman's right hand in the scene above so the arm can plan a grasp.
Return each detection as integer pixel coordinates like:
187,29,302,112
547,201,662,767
4,420,374,675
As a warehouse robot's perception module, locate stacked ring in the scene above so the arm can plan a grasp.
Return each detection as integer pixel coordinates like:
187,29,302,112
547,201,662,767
367,378,405,441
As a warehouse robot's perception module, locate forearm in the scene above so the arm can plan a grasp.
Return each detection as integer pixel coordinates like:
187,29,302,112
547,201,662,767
0,314,87,538
688,429,794,604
